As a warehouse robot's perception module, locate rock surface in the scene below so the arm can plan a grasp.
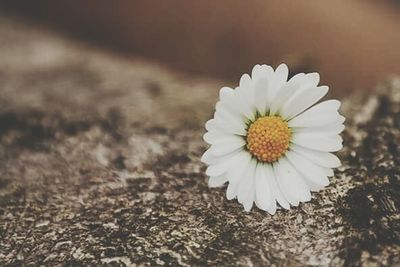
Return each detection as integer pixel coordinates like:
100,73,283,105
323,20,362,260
0,14,399,266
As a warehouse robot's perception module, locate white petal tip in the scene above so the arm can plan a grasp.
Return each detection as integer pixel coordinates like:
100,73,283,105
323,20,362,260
219,87,233,99
208,177,227,188
267,209,277,215
280,203,290,210
226,186,236,200
277,63,288,71
334,161,342,168
244,204,253,212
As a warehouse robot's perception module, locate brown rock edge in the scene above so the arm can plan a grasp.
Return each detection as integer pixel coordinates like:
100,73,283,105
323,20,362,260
0,14,399,266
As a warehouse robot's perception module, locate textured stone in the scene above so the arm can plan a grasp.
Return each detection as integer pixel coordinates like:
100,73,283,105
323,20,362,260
0,14,399,266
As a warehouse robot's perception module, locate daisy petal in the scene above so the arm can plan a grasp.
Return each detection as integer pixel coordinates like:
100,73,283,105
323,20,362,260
213,117,246,136
206,118,245,136
260,64,274,79
208,174,228,187
285,150,330,188
254,77,269,115
243,186,255,212
255,164,275,214
251,64,262,80
253,65,274,115
274,163,297,206
201,148,219,164
252,64,273,81
215,103,246,130
270,164,290,209
226,183,236,200
267,64,289,106
274,158,311,206
288,100,341,128
208,139,245,157
239,73,252,89
219,88,243,115
263,166,278,214
226,152,252,200
303,72,320,88
324,167,334,177
281,85,329,120
203,132,243,145
286,72,320,96
206,149,246,177
291,144,341,168
203,131,229,144
269,80,300,115
293,122,345,136
275,63,289,83
204,119,220,133
201,147,240,165
219,86,235,100
292,132,343,152
235,86,256,121
289,73,306,83
206,159,232,177
239,161,257,211
238,160,257,205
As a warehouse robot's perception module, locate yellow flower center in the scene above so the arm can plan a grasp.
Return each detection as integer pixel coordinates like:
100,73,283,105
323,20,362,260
246,116,291,163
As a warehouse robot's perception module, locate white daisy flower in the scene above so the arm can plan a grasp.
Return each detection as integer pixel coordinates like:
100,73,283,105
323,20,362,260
202,64,344,214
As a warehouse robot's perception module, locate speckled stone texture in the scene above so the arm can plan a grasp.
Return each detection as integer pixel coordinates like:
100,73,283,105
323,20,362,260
0,14,399,267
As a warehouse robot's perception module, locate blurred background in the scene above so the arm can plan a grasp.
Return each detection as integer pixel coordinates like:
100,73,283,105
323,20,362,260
1,0,400,92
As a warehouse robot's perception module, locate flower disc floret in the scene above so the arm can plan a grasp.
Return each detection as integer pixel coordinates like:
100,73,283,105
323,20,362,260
246,116,291,163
